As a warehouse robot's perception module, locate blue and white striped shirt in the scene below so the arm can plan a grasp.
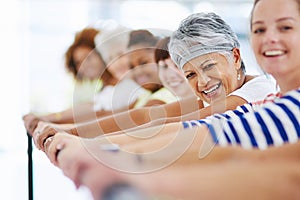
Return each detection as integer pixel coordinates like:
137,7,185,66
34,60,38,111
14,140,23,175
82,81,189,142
182,89,300,149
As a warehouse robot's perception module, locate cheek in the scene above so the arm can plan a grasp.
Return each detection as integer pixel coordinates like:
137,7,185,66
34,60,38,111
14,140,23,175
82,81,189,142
164,69,177,78
250,38,261,57
146,65,158,75
188,79,197,91
224,74,239,93
108,63,118,73
158,70,166,79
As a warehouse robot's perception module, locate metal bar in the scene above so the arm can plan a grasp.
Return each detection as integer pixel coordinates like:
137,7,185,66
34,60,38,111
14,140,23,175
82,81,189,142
27,132,33,200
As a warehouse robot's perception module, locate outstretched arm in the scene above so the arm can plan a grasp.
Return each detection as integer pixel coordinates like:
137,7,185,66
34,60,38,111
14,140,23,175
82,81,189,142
70,94,247,137
45,131,300,200
66,95,201,136
23,101,95,135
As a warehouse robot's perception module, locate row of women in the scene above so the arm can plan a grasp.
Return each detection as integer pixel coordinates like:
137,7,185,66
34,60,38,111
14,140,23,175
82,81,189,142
23,0,300,199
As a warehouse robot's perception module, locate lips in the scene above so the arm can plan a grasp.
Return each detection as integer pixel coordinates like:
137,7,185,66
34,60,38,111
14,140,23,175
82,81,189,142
203,83,221,95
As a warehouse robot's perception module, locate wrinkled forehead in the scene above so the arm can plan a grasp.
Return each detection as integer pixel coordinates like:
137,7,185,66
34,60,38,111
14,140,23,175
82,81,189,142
172,44,233,70
182,52,228,70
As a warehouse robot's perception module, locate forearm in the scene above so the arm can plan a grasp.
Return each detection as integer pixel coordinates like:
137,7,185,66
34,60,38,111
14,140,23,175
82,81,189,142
72,96,202,136
128,160,300,200
45,102,95,124
108,123,223,166
127,164,235,200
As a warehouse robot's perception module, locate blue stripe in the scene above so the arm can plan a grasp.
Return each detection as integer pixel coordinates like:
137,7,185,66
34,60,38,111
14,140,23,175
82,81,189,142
240,117,258,147
207,124,219,144
254,112,274,145
214,115,222,119
224,131,231,143
276,103,300,137
182,122,190,129
191,121,197,126
265,108,288,142
220,113,231,119
227,121,241,144
233,110,244,116
182,120,210,129
240,104,250,113
199,120,209,126
282,95,300,107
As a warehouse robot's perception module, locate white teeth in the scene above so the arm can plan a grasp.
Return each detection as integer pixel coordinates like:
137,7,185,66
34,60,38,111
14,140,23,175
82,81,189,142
264,50,285,56
204,84,220,94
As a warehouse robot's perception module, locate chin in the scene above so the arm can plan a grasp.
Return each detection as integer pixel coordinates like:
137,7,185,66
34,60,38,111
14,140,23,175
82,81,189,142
143,83,160,92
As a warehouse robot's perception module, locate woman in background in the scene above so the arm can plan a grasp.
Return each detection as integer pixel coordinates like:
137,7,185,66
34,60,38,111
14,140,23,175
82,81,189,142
23,27,112,132
156,37,195,99
23,26,132,133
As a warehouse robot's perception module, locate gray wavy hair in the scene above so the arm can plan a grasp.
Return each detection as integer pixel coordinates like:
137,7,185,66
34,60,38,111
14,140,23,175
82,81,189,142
169,12,245,71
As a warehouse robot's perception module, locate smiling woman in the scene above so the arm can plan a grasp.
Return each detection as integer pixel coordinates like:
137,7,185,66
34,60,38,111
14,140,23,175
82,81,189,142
250,0,300,93
168,12,276,106
156,36,195,98
127,29,162,92
182,50,246,103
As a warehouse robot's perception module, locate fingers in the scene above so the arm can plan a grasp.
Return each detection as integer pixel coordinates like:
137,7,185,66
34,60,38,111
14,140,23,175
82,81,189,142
45,132,72,166
43,136,54,154
33,122,58,151
46,137,63,166
23,114,40,136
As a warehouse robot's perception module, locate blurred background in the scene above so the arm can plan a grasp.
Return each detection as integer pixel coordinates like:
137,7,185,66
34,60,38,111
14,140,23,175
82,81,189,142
1,0,257,199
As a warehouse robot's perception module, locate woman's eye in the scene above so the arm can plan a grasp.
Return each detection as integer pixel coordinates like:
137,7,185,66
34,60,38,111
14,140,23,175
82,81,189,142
185,72,195,79
203,63,215,71
280,26,292,31
159,64,168,69
253,28,265,34
129,64,135,69
139,61,148,65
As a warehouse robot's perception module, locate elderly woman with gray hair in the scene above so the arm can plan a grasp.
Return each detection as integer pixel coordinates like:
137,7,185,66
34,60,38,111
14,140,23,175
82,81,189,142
169,12,274,108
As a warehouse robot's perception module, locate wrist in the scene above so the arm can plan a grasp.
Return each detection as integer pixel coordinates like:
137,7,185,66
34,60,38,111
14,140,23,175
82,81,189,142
68,128,78,136
54,112,62,121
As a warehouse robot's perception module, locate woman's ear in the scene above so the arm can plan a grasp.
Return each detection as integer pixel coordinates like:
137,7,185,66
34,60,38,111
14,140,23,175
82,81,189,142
232,48,242,70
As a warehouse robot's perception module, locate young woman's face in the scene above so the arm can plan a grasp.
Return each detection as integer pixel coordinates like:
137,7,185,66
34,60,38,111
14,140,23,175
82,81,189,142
251,0,300,85
128,48,161,92
73,46,105,80
158,58,193,98
107,53,130,81
183,51,241,104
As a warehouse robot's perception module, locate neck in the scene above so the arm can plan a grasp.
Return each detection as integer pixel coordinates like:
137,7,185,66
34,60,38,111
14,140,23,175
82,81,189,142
239,74,255,88
276,73,300,94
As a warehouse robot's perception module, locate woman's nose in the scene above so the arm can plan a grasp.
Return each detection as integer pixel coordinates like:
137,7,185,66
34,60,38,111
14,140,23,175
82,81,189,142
131,65,143,74
264,29,279,44
197,72,210,88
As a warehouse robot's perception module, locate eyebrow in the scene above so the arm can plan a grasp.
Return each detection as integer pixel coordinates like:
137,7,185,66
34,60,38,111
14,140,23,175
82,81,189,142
183,59,213,73
277,17,296,23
